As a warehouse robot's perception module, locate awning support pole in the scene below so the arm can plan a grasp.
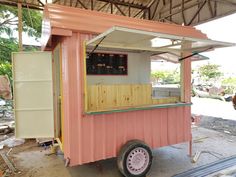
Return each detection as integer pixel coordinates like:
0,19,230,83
178,47,212,61
87,36,106,57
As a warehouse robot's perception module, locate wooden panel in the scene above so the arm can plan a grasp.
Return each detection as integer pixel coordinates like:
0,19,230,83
88,84,152,111
133,84,152,105
117,85,132,107
88,84,180,111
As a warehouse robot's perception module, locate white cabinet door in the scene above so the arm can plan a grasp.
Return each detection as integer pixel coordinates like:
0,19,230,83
13,52,54,138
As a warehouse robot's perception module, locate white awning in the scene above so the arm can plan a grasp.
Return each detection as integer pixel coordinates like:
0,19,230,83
151,52,209,63
86,26,234,54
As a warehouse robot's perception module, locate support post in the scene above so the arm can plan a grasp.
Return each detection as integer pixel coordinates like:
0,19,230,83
180,42,193,159
180,42,191,103
18,3,23,51
189,139,192,157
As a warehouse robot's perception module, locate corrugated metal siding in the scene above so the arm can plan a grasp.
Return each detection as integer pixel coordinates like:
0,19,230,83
60,32,191,166
78,107,191,165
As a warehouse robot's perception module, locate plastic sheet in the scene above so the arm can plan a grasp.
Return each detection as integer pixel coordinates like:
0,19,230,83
0,137,25,149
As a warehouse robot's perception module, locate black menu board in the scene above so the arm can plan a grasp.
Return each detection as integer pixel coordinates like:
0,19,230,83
86,52,128,75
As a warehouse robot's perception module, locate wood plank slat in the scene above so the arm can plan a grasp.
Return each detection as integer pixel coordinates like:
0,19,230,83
87,84,180,111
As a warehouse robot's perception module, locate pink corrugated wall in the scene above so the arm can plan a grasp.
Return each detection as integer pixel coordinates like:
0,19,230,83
61,33,192,166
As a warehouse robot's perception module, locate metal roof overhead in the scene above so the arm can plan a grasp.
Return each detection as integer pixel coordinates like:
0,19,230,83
2,0,236,26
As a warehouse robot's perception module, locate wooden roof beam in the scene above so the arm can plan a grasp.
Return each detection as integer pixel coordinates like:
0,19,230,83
0,0,43,10
97,2,109,11
187,0,207,25
159,1,202,21
207,0,214,18
182,0,187,25
160,0,196,14
75,0,88,9
96,0,146,10
113,3,126,16
211,0,236,7
150,0,160,19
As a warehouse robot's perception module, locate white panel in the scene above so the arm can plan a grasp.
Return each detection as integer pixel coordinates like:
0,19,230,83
15,111,54,138
14,82,53,109
87,26,234,54
13,52,54,138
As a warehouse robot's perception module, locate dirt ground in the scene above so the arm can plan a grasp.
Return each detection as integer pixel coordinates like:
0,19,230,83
0,140,38,176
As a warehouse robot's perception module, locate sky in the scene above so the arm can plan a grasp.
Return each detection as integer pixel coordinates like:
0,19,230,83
152,13,236,76
194,13,236,75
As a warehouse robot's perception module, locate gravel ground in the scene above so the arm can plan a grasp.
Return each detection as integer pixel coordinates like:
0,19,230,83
198,116,236,136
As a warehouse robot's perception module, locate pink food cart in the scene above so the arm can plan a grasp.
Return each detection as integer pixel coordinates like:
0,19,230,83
12,4,233,177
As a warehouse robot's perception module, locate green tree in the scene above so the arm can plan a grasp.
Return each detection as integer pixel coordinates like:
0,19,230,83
0,4,42,62
0,4,42,87
0,4,42,38
198,64,222,82
151,70,180,84
0,37,18,62
222,77,236,85
0,62,12,84
151,71,166,81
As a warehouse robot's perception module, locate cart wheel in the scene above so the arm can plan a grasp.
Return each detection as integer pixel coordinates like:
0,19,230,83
117,140,153,177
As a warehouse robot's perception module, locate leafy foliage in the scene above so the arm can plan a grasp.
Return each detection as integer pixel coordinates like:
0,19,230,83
222,77,236,85
0,4,42,88
0,37,18,62
198,64,222,81
0,61,12,84
221,77,236,94
151,70,180,84
0,4,42,38
0,5,42,63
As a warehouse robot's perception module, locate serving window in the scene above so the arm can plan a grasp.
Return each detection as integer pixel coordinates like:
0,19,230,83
84,26,230,113
86,52,127,75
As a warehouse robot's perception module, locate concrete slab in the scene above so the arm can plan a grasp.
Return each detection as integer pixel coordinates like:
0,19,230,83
10,127,236,177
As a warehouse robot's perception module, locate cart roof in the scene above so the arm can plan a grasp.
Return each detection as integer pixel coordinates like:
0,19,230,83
86,26,234,55
42,4,209,50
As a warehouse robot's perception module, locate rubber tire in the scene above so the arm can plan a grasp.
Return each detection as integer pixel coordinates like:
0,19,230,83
117,140,153,177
